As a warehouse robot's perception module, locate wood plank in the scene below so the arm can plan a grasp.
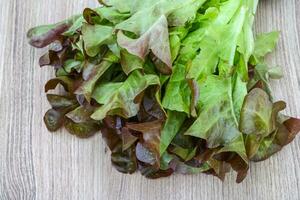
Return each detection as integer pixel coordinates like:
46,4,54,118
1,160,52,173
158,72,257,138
0,0,299,199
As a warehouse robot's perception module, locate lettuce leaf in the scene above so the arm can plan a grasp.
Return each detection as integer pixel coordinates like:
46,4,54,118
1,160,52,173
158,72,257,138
185,75,247,161
91,71,160,120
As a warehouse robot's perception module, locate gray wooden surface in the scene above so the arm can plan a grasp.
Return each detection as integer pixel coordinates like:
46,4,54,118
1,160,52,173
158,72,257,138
0,0,300,200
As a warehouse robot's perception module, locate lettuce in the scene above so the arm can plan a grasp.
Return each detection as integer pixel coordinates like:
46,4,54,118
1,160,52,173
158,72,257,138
28,0,300,183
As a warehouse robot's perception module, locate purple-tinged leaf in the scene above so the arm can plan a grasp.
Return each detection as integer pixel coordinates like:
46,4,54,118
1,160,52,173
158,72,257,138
117,15,172,68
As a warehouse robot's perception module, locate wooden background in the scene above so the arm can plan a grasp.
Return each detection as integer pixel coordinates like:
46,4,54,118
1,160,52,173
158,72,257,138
0,0,300,199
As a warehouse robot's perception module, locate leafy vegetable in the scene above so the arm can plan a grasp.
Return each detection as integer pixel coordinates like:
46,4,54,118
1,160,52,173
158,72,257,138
253,31,280,62
91,70,160,120
28,0,300,183
82,23,114,57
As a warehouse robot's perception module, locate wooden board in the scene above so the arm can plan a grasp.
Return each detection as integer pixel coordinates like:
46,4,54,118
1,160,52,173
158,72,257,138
0,1,299,199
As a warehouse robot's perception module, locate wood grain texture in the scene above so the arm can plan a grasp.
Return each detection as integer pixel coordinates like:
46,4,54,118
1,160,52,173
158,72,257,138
0,0,299,200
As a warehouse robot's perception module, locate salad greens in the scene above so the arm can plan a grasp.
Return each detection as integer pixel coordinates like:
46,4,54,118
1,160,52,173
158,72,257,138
27,0,300,183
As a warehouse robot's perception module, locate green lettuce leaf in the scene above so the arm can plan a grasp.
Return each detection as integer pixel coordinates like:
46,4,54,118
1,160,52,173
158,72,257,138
82,23,114,57
253,31,280,62
162,63,191,114
120,49,144,75
159,111,186,155
91,70,160,120
75,51,119,101
98,0,133,13
236,0,259,80
187,0,247,79
185,75,247,161
168,0,207,26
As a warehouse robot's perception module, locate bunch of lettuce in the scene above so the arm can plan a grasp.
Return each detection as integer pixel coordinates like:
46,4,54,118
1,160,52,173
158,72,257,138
27,0,300,182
